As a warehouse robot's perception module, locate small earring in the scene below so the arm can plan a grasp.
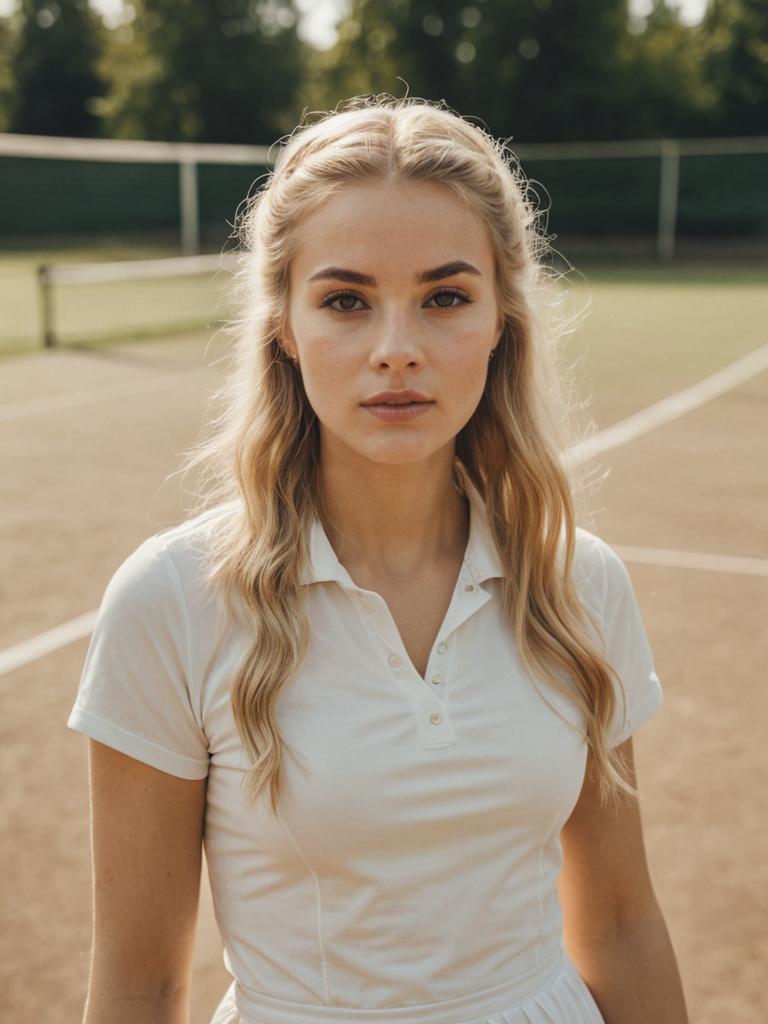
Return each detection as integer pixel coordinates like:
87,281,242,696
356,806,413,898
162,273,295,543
489,349,496,361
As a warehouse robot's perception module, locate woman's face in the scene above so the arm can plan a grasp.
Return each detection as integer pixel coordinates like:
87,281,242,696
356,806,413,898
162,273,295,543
284,179,503,468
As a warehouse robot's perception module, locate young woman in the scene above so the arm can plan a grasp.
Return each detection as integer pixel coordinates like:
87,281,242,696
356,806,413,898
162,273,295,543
68,96,688,1024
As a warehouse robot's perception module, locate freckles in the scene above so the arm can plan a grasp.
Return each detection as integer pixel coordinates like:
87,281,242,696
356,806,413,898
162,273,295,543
451,330,491,374
305,350,349,398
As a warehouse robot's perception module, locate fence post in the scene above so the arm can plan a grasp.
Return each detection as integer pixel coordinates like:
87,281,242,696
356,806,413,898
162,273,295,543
658,139,680,263
179,159,200,255
37,264,55,348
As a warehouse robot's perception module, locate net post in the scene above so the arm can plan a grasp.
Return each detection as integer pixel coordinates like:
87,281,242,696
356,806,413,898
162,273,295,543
37,264,55,348
179,158,200,255
658,139,680,263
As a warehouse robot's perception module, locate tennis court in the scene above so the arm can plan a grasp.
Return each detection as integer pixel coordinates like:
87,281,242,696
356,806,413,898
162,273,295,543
1,258,766,1022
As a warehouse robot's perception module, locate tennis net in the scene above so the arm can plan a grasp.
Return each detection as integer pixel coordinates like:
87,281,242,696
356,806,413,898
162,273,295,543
36,251,243,348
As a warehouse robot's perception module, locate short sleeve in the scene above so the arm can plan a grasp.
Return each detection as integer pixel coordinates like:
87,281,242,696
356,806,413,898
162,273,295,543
573,540,663,749
67,535,210,779
595,540,664,747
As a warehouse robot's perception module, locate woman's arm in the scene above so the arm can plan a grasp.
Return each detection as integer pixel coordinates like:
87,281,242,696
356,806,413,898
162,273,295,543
82,739,207,1024
558,737,688,1023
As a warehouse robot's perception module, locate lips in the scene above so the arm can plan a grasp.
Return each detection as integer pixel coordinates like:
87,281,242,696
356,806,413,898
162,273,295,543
371,400,428,406
362,390,433,406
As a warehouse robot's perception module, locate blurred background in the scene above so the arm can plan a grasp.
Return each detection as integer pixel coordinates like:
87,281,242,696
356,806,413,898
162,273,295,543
1,3,766,1024
1,0,767,350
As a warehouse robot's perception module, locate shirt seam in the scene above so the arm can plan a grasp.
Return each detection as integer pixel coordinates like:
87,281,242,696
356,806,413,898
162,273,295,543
536,793,569,966
275,805,332,1004
153,534,202,733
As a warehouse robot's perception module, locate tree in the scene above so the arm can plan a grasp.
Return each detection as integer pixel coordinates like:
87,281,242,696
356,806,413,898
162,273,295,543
102,0,306,143
8,0,107,137
312,0,486,123
0,14,18,132
464,0,636,141
315,0,642,141
611,0,712,140
698,0,768,135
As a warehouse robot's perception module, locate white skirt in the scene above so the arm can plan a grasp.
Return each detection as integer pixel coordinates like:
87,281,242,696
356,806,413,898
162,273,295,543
208,951,605,1024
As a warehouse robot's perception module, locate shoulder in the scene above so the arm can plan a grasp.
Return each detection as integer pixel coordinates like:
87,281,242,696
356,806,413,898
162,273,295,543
104,502,237,623
154,503,235,582
569,526,630,621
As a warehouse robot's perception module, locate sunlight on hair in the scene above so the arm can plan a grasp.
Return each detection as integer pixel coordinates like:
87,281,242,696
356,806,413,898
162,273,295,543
175,95,635,817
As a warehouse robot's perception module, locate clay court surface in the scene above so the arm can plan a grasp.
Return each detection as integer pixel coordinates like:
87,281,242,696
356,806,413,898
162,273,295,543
1,266,767,1022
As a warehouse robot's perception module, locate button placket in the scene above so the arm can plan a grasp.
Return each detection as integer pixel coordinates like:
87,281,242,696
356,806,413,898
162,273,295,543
341,572,483,748
427,639,449,688
414,693,455,745
423,560,485,692
427,563,492,697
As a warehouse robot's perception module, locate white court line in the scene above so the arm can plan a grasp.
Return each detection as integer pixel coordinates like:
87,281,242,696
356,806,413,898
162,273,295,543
0,610,97,677
2,343,767,677
570,341,768,462
613,544,768,578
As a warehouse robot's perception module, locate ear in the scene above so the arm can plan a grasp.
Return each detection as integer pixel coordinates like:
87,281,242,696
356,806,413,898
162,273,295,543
282,318,296,346
495,314,504,344
276,315,296,358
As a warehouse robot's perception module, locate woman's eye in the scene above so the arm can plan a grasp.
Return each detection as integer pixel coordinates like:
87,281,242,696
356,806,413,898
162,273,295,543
428,289,471,309
321,288,471,316
323,292,366,315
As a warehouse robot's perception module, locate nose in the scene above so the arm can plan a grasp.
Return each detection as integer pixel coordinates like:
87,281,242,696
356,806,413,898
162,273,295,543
368,309,425,370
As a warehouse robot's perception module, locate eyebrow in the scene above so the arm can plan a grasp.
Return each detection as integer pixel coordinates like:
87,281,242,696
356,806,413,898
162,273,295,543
306,259,482,287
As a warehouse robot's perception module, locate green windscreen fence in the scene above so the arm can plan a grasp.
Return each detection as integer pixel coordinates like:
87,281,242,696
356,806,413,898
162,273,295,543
522,152,768,239
0,157,180,235
523,156,661,237
198,162,268,238
0,149,766,247
676,153,768,237
0,156,268,246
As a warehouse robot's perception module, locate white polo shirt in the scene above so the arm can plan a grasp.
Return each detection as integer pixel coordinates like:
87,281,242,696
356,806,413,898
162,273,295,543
67,461,663,1024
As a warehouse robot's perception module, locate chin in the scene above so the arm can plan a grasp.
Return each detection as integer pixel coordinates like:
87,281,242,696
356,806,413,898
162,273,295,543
329,432,442,466
321,417,458,464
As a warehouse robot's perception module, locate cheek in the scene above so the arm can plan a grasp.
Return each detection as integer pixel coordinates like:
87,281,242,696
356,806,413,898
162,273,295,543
297,335,355,415
446,328,493,394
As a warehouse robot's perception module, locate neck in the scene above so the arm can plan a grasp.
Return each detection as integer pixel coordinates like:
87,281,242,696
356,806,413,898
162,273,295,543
316,444,469,583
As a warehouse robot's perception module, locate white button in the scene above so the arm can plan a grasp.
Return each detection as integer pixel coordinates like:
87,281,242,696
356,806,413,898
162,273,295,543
464,583,476,593
437,641,447,654
429,712,442,725
431,673,443,685
388,653,401,667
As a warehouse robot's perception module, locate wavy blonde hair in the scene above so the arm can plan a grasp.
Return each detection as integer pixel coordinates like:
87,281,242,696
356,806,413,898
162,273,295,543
179,94,635,817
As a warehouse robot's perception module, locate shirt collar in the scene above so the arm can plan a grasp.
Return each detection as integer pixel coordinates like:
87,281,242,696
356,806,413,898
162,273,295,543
300,460,506,587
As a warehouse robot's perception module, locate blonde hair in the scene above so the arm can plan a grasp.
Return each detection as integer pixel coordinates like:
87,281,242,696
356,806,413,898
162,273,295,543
179,94,636,816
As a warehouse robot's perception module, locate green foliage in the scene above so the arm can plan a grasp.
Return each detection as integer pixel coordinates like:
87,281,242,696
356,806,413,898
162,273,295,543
312,0,766,143
7,0,107,137
98,0,306,143
612,0,713,139
0,15,17,132
313,0,641,140
465,0,636,140
1,0,765,144
699,0,768,135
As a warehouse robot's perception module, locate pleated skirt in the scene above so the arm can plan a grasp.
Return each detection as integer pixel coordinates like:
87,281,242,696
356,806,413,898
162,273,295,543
208,952,605,1024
